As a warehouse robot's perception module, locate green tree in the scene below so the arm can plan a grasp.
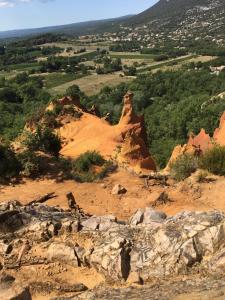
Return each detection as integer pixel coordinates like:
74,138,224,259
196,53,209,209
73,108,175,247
24,126,61,157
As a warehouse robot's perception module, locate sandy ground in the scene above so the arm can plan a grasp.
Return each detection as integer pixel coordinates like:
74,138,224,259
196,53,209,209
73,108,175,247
9,264,104,300
1,169,225,220
0,169,155,220
59,112,121,159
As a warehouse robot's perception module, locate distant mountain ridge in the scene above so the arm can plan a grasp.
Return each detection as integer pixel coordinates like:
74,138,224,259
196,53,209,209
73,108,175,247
126,0,225,41
128,0,215,24
0,15,132,39
1,0,225,42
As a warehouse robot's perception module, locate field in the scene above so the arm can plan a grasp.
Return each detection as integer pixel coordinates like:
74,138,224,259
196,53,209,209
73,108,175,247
150,55,216,73
42,41,110,52
184,55,216,64
50,73,133,96
0,62,40,78
7,62,39,71
0,70,16,79
109,52,156,60
42,73,87,89
137,55,195,73
1,36,218,102
136,55,217,74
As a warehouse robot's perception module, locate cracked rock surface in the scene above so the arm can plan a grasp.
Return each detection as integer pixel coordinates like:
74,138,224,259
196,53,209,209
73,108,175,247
1,201,225,299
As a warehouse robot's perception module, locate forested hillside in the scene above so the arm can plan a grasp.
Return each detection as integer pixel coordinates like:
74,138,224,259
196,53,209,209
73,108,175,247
2,55,225,168
85,66,225,167
129,0,216,24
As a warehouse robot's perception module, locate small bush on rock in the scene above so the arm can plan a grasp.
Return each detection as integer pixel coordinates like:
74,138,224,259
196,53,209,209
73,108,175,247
66,84,81,99
71,151,112,182
200,146,225,176
170,154,199,181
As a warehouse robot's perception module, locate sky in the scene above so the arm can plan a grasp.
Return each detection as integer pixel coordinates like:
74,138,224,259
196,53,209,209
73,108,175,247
0,0,158,32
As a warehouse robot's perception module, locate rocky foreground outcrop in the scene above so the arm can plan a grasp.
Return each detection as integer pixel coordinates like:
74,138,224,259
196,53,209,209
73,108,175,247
1,200,225,298
166,110,225,170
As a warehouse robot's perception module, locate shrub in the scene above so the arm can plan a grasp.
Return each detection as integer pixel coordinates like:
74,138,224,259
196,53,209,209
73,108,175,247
195,170,209,183
60,105,83,119
200,146,225,176
70,151,112,182
55,157,73,179
66,85,81,99
0,144,20,181
14,72,29,85
17,151,40,178
43,111,59,128
170,154,199,181
24,126,61,157
53,103,63,116
74,151,105,172
123,66,137,76
154,54,169,62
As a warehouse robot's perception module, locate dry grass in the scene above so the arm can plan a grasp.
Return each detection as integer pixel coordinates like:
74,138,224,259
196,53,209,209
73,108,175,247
56,50,95,58
150,55,217,73
122,58,153,67
185,55,216,63
50,73,133,96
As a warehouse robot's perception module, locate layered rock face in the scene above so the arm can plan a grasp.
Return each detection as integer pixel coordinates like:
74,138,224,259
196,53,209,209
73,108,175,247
56,92,156,173
1,201,225,298
166,111,225,170
90,209,225,282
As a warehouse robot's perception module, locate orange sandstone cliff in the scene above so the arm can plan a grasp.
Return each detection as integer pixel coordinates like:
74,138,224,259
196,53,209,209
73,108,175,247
55,92,156,173
213,111,225,146
166,112,225,171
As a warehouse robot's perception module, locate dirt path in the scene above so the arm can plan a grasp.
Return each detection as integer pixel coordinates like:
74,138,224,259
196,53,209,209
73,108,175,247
0,169,153,220
1,170,225,220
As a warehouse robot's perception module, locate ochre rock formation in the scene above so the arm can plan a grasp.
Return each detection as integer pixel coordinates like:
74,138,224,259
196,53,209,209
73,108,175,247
47,96,84,112
57,91,156,173
187,129,213,153
165,112,225,171
164,144,194,172
213,111,225,146
118,91,147,142
117,129,156,172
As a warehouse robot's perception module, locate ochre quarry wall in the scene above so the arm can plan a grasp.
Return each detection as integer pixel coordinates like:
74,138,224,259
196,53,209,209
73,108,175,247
213,111,225,146
56,92,156,174
165,112,225,171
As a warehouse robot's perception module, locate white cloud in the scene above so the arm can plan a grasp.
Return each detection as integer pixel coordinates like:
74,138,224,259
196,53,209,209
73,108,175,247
0,1,14,7
0,0,53,8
